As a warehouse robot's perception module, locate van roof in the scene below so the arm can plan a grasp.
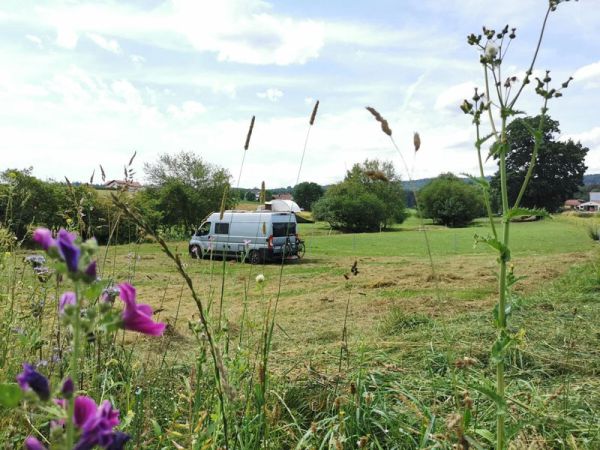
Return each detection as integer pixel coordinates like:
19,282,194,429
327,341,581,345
206,211,296,222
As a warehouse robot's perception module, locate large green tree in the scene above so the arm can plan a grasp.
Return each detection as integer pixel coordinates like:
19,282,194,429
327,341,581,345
419,173,484,227
142,151,235,233
292,182,323,210
312,159,407,232
490,116,588,212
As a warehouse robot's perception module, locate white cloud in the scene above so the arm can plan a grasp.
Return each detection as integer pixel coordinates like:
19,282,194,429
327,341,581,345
167,101,207,120
434,81,478,112
56,27,79,49
564,127,600,146
212,83,237,99
573,61,600,88
130,54,145,64
25,34,42,48
87,33,122,54
257,88,283,102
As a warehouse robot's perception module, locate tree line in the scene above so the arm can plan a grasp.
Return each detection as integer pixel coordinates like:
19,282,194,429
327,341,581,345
0,115,589,241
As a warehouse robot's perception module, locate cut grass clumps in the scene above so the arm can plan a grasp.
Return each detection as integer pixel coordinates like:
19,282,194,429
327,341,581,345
379,307,433,335
587,225,600,241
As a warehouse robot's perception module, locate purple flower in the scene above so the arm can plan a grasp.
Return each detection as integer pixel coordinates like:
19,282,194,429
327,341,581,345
61,377,74,398
17,364,50,401
52,395,126,450
74,396,98,428
32,228,55,250
57,229,80,272
84,261,97,279
73,399,121,450
24,436,47,450
118,283,165,336
106,431,130,450
59,291,76,313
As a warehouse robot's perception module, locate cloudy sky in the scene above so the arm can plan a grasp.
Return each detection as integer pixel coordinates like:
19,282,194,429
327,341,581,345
1,0,599,188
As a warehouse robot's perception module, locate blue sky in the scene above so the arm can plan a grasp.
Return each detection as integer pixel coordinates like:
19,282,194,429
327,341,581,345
1,0,599,188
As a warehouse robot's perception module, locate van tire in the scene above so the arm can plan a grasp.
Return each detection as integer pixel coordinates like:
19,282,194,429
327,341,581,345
248,250,262,265
190,245,203,259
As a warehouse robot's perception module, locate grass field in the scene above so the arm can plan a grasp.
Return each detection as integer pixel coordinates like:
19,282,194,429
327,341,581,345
106,215,597,366
2,214,599,448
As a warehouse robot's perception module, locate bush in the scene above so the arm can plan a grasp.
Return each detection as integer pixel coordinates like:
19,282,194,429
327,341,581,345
312,159,406,232
419,173,484,227
313,183,386,232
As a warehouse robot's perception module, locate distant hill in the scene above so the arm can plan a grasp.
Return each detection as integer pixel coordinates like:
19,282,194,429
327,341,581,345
583,174,600,186
259,174,600,193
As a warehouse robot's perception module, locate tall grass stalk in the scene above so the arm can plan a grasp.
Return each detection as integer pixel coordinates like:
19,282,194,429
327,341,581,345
365,107,441,302
111,195,230,447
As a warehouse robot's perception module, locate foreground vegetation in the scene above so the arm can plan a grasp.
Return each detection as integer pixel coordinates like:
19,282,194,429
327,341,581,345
1,215,598,448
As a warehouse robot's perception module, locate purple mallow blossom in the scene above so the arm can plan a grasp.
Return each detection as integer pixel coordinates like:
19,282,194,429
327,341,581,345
24,436,47,450
32,228,55,250
52,395,129,450
118,283,165,336
84,261,98,279
57,229,80,273
61,377,74,398
59,291,76,313
17,364,50,401
73,399,122,450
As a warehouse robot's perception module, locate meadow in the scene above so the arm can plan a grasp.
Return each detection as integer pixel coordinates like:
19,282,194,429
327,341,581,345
2,211,597,448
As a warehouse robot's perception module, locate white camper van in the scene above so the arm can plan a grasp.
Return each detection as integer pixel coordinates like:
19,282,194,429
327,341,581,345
189,211,301,264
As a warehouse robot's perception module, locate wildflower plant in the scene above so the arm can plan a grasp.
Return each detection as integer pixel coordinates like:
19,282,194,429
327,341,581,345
463,1,576,447
0,228,165,449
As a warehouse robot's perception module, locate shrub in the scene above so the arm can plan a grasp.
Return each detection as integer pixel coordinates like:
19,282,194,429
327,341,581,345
313,184,386,232
312,159,407,232
419,173,484,227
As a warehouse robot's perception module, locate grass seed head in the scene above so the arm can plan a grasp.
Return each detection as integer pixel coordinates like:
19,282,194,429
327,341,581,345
414,132,421,152
244,115,255,151
366,106,392,136
309,100,320,125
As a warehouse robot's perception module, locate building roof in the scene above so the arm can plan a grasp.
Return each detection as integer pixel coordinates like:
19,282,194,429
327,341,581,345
564,199,582,206
104,179,142,188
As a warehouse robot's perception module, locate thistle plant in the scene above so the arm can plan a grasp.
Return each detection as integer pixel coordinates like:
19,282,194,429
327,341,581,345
462,1,575,447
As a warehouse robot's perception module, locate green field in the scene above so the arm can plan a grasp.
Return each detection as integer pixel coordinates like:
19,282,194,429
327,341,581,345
2,214,599,448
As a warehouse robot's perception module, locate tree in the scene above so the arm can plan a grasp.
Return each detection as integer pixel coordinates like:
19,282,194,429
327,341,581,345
0,169,70,240
143,151,235,232
490,116,588,212
312,159,407,232
419,173,484,227
292,182,323,210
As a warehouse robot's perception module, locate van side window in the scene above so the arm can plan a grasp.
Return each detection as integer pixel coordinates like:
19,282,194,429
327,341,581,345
215,223,229,234
197,222,211,236
272,222,296,237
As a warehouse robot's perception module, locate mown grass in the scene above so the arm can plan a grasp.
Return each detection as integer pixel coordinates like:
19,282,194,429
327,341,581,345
1,215,598,448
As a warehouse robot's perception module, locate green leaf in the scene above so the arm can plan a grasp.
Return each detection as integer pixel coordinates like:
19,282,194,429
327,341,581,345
462,174,490,192
475,133,494,148
491,332,513,364
151,419,162,437
84,282,104,301
474,235,511,262
474,428,495,443
470,383,507,415
486,141,507,162
0,383,23,408
506,207,548,220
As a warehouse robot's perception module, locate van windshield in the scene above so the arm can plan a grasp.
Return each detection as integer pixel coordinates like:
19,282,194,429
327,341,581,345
196,222,210,236
272,222,296,237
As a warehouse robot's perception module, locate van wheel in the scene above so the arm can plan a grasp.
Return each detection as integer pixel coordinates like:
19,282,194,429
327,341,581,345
190,245,203,259
248,250,262,265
